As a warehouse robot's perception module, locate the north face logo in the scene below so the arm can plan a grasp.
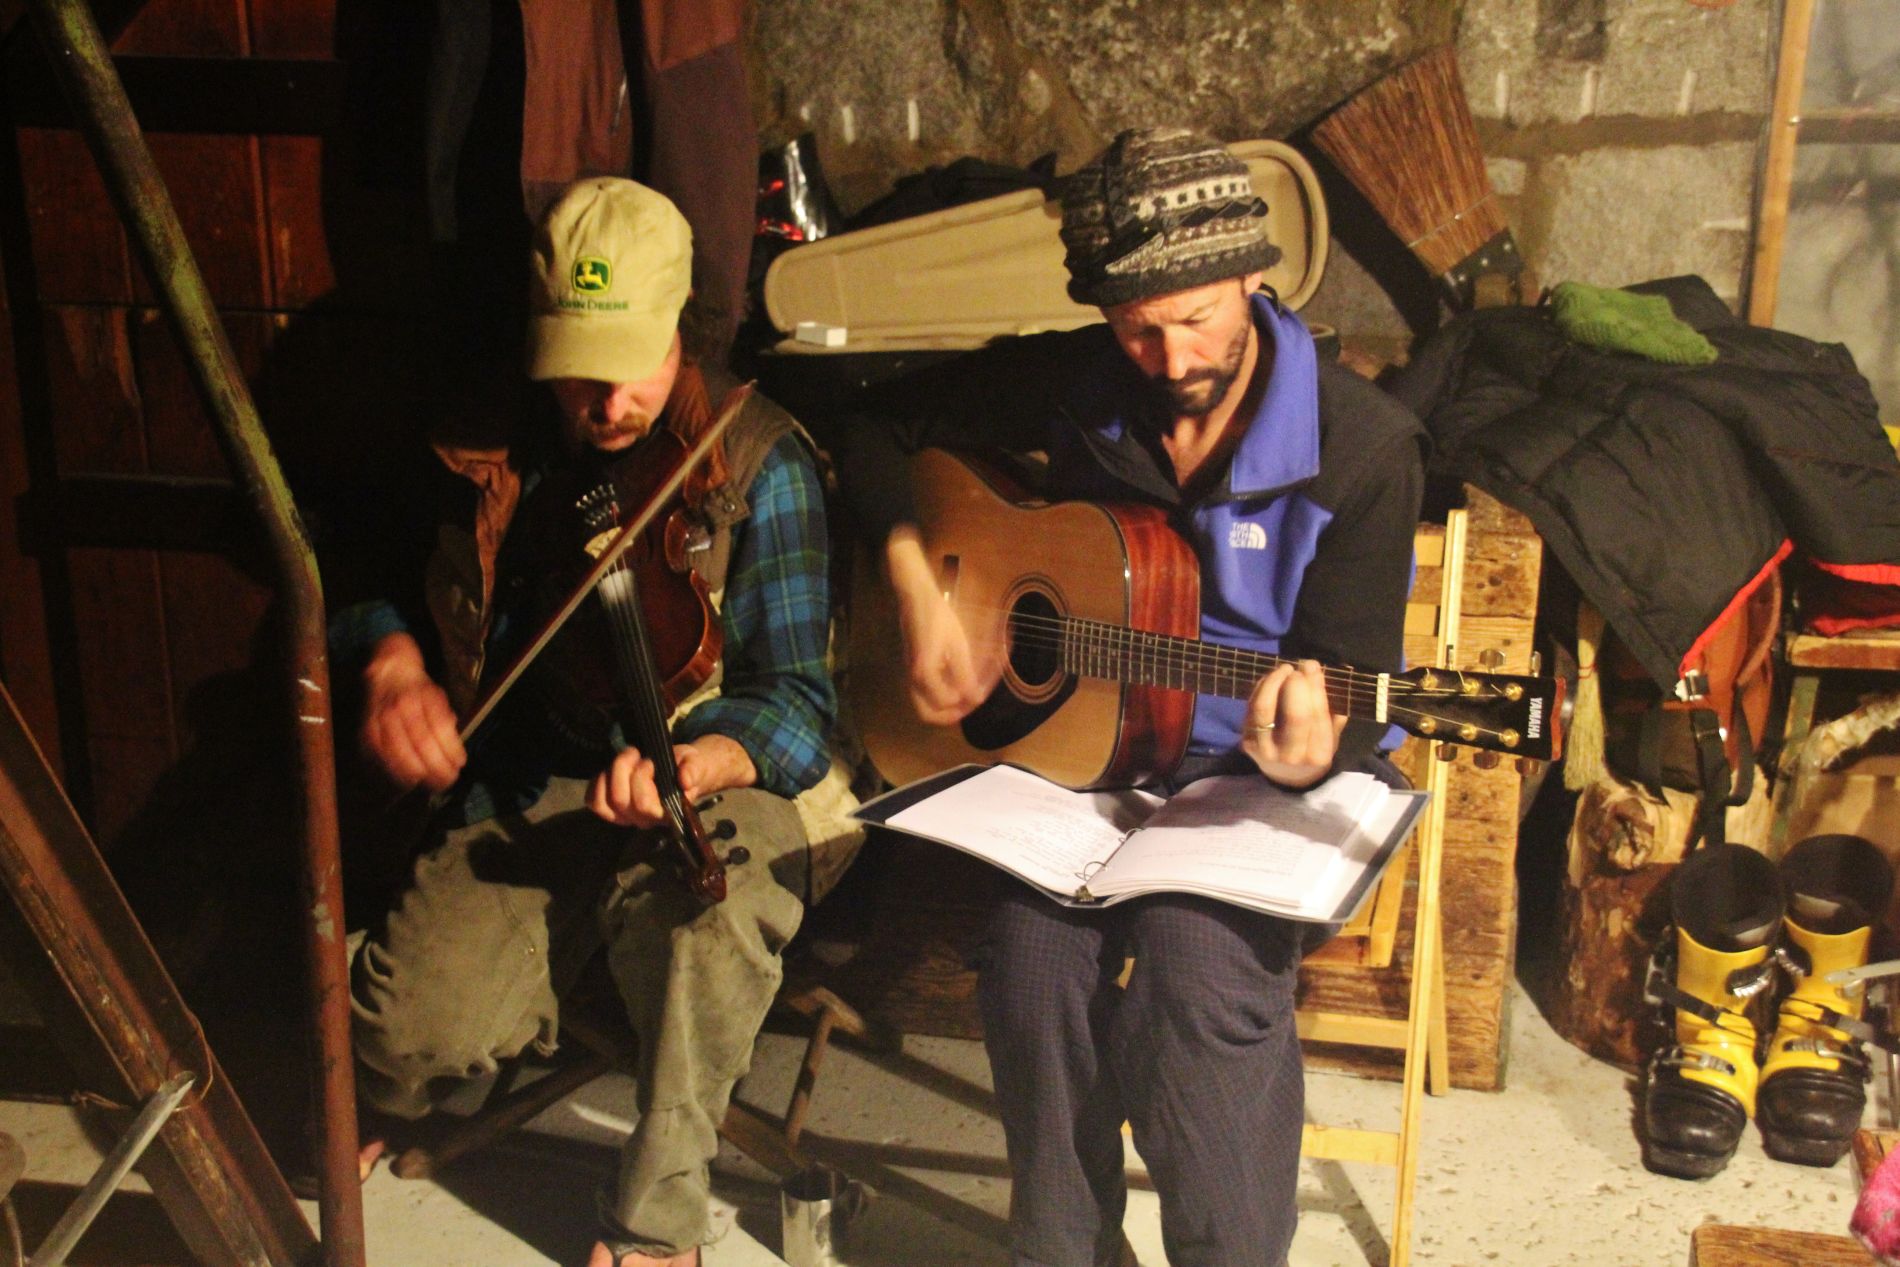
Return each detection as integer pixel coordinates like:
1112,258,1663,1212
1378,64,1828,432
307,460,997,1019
1228,522,1267,550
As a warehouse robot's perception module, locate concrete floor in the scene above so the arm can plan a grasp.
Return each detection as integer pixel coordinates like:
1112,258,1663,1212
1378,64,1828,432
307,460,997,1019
0,967,1873,1267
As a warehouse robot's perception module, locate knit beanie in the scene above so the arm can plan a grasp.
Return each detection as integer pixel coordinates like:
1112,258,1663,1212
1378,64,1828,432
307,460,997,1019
1059,127,1281,308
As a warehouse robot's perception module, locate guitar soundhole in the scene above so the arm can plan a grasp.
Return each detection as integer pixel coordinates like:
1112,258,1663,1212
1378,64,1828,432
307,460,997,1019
1005,587,1064,700
961,582,1077,754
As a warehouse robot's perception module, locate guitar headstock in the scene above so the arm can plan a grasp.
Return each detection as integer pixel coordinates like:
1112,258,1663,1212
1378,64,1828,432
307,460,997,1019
1387,663,1565,763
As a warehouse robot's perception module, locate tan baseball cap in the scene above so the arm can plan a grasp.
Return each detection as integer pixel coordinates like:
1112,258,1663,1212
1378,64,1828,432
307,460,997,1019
527,177,692,383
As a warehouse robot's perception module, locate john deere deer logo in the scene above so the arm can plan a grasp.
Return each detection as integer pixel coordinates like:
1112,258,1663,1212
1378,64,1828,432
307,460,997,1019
572,257,611,293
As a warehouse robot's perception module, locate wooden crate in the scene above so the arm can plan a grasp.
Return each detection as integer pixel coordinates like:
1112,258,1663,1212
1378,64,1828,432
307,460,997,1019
1297,487,1543,1091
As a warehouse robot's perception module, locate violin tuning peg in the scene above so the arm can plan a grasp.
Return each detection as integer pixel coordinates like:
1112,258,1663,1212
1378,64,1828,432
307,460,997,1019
1435,743,1458,763
708,818,738,842
722,845,750,866
1515,757,1543,777
1471,750,1501,770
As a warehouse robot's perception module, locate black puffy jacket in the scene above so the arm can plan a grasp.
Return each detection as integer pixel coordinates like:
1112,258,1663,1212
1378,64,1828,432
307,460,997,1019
1390,275,1900,689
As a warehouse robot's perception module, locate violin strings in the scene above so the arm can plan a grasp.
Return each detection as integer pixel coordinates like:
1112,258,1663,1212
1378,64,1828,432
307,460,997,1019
598,560,691,819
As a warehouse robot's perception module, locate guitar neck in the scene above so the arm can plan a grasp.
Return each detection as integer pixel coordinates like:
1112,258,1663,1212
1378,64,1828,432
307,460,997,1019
1057,615,1374,718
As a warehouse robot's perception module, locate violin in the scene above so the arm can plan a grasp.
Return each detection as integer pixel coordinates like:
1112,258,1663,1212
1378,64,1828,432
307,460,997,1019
466,395,751,904
562,428,729,903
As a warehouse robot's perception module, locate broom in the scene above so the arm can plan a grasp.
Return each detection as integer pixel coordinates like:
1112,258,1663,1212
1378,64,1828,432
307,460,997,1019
1311,46,1524,306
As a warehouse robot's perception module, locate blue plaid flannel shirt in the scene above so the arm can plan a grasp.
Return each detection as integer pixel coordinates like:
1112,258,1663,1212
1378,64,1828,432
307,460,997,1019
330,434,836,823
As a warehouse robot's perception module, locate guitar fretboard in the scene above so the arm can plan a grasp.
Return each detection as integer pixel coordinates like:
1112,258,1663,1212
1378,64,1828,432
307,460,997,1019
1049,614,1375,719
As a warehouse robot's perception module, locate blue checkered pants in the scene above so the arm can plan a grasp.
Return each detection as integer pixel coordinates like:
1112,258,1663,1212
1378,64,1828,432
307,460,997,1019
977,886,1310,1267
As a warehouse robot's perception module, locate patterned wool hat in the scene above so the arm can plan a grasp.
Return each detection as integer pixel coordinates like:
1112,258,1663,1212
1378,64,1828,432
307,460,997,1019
1059,127,1281,308
528,177,691,383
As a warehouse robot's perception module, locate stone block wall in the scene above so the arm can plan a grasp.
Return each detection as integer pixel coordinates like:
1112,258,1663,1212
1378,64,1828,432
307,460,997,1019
1461,0,1771,309
745,0,1779,340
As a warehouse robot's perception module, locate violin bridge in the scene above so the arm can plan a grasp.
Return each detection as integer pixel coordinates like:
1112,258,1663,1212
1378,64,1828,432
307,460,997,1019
583,528,618,560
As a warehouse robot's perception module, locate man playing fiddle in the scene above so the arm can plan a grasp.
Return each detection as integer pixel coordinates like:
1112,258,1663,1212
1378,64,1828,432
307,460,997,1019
341,177,858,1267
837,128,1425,1266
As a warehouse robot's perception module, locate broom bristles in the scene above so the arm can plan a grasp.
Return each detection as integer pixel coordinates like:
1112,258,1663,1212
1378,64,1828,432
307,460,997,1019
1312,46,1505,277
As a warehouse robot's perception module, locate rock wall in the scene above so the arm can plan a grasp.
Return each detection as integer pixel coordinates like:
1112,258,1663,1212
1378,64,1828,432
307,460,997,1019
746,0,1779,340
748,0,1461,213
1463,0,1772,309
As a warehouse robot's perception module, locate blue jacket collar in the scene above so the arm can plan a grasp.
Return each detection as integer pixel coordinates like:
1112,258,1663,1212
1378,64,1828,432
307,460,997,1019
1227,293,1320,499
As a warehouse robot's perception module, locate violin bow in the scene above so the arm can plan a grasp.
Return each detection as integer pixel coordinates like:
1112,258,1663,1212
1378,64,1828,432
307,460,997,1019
455,383,754,744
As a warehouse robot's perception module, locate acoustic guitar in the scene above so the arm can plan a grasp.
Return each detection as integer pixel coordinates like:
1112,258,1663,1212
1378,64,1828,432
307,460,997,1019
848,448,1564,790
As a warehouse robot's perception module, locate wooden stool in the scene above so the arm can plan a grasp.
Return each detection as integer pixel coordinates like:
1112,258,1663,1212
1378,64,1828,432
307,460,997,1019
1771,629,1900,847
1689,1224,1874,1266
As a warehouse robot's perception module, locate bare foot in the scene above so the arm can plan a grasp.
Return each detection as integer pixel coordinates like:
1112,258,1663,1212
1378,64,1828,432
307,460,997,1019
357,1136,387,1183
584,1242,698,1267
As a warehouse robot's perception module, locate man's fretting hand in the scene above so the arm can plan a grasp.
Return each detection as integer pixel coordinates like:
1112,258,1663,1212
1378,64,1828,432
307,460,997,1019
360,632,466,792
587,734,758,829
1240,659,1344,789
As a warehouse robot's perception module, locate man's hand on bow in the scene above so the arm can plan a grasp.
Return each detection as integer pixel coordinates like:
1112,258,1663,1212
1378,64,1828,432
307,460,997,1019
360,632,466,793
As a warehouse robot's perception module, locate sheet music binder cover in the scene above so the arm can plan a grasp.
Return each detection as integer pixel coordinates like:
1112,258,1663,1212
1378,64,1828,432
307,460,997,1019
854,764,1428,923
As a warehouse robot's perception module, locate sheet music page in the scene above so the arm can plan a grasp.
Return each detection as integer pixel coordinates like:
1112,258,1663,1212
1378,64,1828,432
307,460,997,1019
1088,771,1386,905
880,764,1163,895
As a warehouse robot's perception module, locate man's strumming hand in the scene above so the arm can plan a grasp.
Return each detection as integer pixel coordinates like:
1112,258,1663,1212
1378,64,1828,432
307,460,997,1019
886,526,1002,725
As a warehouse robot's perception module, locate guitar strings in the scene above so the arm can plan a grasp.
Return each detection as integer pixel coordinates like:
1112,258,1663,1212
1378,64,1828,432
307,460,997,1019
959,606,1526,744
984,606,1472,699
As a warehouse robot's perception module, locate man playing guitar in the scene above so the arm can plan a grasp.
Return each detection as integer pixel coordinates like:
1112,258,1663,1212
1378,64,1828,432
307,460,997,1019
838,127,1426,1267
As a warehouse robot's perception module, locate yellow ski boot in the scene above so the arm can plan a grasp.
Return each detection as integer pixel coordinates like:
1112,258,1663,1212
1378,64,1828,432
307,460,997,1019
1758,833,1894,1167
1643,843,1783,1179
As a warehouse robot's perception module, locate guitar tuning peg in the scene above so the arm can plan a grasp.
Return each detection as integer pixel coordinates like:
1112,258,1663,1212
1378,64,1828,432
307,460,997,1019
1515,757,1543,777
1471,750,1501,770
1435,743,1458,763
1479,648,1505,671
1528,649,1542,676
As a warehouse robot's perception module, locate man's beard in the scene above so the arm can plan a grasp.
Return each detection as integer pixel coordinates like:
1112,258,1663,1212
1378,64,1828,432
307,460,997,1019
564,410,655,454
1147,314,1252,418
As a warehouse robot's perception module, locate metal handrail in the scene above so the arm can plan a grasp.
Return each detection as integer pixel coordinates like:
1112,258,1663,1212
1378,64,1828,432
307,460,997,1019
19,3,364,1265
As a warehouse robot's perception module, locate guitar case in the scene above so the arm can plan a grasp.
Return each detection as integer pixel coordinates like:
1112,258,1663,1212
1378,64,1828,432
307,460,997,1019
760,139,1330,356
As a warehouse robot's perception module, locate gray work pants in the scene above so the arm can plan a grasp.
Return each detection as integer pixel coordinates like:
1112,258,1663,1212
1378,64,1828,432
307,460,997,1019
351,777,807,1257
977,888,1309,1267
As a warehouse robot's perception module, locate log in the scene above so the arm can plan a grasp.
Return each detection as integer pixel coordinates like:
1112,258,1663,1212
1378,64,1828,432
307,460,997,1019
1549,772,1773,1068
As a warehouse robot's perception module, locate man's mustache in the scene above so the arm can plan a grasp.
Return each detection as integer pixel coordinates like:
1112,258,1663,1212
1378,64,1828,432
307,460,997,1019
1155,368,1224,393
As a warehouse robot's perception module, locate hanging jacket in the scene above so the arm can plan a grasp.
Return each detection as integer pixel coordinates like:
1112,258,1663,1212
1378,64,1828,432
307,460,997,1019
1389,274,1900,694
